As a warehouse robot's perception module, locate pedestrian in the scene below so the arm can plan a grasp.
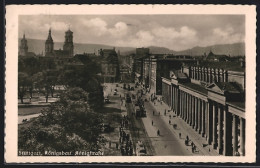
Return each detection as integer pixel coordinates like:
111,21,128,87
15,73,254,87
169,120,171,124
179,133,181,139
153,111,154,116
152,120,153,126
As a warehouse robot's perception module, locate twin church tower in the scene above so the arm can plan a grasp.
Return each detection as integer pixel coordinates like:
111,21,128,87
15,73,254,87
45,28,74,57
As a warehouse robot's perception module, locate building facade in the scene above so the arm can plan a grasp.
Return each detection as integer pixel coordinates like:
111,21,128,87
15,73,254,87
19,34,28,56
45,28,74,57
19,33,36,57
45,29,54,56
162,63,245,156
63,29,74,57
100,48,120,83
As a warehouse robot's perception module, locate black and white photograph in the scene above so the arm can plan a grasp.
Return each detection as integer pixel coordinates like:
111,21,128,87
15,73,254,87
5,5,256,163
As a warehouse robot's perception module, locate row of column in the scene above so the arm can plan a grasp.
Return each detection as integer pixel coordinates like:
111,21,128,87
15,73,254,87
207,100,245,156
179,90,206,137
190,67,227,83
177,90,245,156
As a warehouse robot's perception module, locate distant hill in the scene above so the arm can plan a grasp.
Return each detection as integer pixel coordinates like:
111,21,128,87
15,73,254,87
175,43,245,57
147,46,176,54
19,38,245,57
118,43,245,57
18,38,135,55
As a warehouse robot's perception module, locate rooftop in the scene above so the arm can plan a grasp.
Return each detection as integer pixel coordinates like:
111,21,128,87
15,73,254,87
180,82,207,95
198,61,245,72
227,101,245,110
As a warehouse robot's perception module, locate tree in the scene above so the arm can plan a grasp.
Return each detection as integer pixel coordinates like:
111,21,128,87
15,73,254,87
18,72,29,104
19,87,105,153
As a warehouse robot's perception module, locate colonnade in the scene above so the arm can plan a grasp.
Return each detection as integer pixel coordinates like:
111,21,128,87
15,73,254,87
170,85,245,156
178,90,207,137
190,66,227,83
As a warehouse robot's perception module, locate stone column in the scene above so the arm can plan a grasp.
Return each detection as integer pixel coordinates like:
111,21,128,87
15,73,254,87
212,102,217,149
201,100,205,137
182,91,185,119
189,95,193,125
198,99,201,134
205,68,208,83
184,93,187,121
232,115,238,155
187,94,190,124
218,105,223,154
173,85,175,110
175,87,178,115
223,107,232,156
194,97,198,130
171,85,174,110
175,87,177,114
207,101,213,144
184,93,189,122
190,95,195,128
240,117,245,156
180,90,183,118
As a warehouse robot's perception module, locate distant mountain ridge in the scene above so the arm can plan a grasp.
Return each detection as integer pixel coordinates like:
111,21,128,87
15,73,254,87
19,38,245,57
174,43,245,56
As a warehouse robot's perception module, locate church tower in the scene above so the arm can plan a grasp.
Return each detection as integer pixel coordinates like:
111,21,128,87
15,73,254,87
19,33,28,56
45,28,54,56
63,28,74,57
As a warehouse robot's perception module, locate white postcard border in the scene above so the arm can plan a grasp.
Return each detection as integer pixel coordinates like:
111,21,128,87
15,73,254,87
5,4,256,163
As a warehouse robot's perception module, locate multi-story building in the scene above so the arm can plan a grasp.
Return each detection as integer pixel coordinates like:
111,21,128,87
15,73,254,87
45,28,74,57
134,48,150,83
161,61,245,156
100,48,120,83
19,33,36,57
144,54,194,95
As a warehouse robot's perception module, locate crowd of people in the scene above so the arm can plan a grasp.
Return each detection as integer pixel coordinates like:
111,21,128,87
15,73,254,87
119,116,134,156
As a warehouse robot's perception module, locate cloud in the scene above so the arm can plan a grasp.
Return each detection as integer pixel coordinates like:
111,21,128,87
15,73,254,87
109,22,128,37
152,26,197,39
19,15,245,51
204,26,244,45
82,18,128,37
49,21,68,31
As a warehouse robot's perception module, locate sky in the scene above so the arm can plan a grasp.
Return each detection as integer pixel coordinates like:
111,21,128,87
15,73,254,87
19,15,245,51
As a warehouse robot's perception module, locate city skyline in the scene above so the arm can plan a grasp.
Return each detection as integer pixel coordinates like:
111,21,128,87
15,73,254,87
19,15,245,51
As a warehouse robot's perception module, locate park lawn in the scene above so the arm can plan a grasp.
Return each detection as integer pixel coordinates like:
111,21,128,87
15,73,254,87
18,106,46,116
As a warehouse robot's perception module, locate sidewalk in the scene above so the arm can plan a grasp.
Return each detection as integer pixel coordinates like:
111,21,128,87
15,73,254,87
142,93,220,156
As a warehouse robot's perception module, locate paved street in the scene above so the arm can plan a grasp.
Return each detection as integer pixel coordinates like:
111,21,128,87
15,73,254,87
102,82,219,156
142,101,191,155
